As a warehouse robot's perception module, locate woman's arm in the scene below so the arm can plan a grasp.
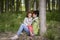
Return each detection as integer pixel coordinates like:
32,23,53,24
23,18,28,26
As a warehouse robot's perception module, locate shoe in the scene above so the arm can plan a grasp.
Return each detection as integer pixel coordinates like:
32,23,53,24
10,35,18,40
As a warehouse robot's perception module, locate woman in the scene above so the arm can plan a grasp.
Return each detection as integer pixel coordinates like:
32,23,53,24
11,12,33,40
32,11,39,35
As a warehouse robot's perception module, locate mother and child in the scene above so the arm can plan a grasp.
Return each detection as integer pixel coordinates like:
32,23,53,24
11,10,39,40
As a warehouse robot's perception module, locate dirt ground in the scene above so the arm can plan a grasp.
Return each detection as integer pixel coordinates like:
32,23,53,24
0,32,42,40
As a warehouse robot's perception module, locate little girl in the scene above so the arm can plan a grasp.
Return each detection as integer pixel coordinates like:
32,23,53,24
11,12,33,40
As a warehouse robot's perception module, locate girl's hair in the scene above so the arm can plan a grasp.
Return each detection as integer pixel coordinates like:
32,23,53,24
26,11,32,17
32,10,39,17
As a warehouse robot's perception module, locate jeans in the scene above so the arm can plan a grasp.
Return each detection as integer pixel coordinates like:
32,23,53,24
17,24,30,36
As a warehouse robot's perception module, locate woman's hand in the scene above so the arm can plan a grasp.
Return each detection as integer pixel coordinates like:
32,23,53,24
28,24,31,26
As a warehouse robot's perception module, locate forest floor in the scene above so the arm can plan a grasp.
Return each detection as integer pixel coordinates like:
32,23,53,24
0,32,41,40
0,32,15,40
0,11,60,40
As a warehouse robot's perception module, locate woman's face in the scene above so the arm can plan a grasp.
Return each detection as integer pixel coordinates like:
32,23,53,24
28,13,32,18
33,13,37,18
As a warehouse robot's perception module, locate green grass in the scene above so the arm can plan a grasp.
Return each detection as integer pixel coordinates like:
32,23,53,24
0,12,26,32
45,11,60,40
45,21,60,40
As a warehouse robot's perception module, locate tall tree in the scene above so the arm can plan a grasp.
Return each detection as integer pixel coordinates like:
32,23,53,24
33,0,39,10
16,0,21,12
36,0,39,10
0,0,1,13
11,0,14,12
58,0,60,11
57,0,59,10
52,0,55,10
25,0,31,11
34,0,36,10
46,0,50,11
39,0,46,37
5,0,9,12
0,0,4,13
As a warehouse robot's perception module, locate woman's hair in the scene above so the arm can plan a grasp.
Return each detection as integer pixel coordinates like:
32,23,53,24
32,10,39,17
26,11,32,17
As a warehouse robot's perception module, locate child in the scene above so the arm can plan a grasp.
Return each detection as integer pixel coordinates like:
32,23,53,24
10,12,33,40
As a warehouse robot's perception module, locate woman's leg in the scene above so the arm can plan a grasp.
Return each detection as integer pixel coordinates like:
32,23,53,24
11,24,24,40
10,24,30,40
17,24,30,36
17,24,26,36
23,25,30,35
10,24,28,39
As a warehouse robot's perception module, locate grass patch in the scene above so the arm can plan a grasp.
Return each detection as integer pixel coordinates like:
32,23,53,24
0,12,26,32
45,11,60,40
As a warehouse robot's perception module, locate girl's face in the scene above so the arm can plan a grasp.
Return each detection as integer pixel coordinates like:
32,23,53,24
33,13,37,18
28,13,32,18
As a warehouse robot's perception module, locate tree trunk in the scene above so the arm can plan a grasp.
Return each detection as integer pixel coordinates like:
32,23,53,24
5,0,9,12
39,0,46,36
25,0,31,12
52,0,55,11
1,0,4,13
57,0,59,10
34,0,36,10
33,0,39,10
46,0,50,11
36,0,39,10
0,0,1,13
16,0,20,12
58,0,60,11
0,0,4,13
11,0,14,12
